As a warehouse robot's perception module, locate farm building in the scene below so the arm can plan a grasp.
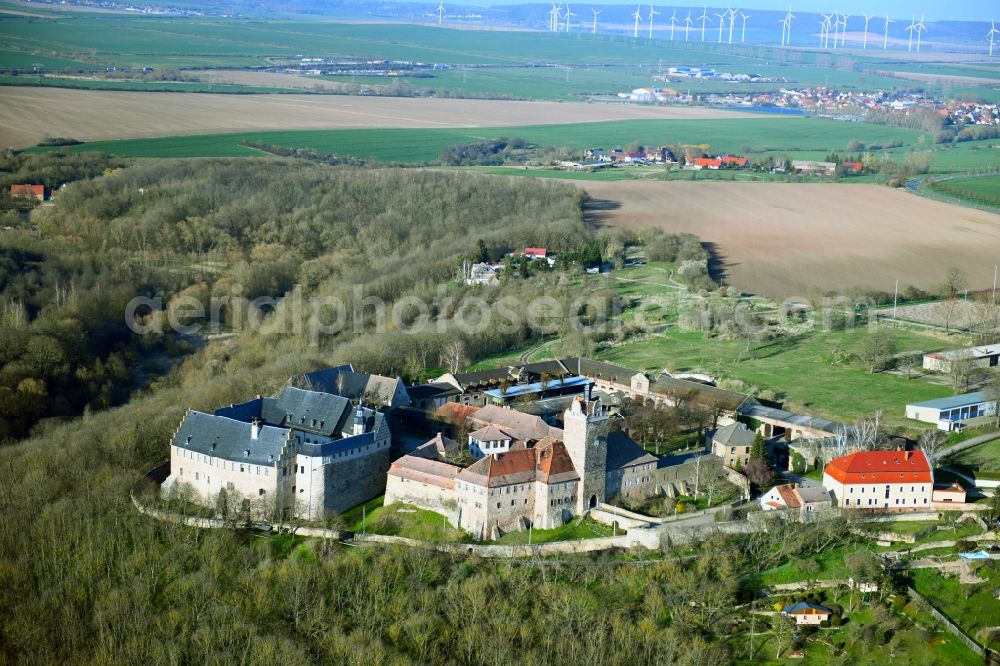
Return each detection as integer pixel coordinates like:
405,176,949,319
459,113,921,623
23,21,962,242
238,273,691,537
905,391,996,431
822,450,932,511
923,343,1000,373
792,160,836,176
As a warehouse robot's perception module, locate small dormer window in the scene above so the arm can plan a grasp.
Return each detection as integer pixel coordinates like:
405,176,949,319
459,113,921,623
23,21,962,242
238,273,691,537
211,443,217,451
245,449,250,457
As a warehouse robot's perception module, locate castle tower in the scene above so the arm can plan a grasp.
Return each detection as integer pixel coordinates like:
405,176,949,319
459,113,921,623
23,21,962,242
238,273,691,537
562,387,608,514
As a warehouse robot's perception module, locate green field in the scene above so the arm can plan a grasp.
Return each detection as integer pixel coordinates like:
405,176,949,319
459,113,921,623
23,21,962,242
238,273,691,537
599,326,953,427
38,116,926,163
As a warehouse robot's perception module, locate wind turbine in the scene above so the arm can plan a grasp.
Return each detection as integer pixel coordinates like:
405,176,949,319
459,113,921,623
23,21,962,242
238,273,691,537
549,3,560,32
906,15,916,52
697,7,709,41
632,5,644,39
861,13,871,49
436,1,444,25
820,13,831,48
684,10,693,41
727,7,739,45
779,16,787,46
915,14,926,52
739,12,749,43
648,2,659,39
564,3,575,32
882,12,894,49
669,8,678,41
783,8,795,46
988,20,999,56
716,10,726,43
839,14,851,48
591,8,600,35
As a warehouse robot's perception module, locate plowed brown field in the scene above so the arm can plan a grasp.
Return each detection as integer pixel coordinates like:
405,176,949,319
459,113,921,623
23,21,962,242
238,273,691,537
583,180,1000,299
0,88,755,148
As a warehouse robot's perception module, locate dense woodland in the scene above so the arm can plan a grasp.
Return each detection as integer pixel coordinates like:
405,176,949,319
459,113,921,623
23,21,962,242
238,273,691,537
0,154,643,440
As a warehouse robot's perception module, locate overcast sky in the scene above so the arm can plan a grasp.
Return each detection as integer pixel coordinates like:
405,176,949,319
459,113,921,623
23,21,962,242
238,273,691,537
467,2,994,23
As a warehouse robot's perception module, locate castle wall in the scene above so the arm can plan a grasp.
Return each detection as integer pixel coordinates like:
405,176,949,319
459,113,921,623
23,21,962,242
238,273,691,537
165,444,279,510
299,437,392,519
385,474,458,524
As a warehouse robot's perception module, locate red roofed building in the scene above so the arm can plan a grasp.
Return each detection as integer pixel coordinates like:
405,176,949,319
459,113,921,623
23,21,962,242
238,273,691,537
10,184,46,201
693,157,722,169
841,161,863,175
823,450,933,511
720,155,748,168
524,247,548,259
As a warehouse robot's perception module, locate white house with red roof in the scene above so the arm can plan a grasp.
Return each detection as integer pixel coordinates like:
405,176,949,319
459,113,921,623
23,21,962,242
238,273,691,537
822,450,933,512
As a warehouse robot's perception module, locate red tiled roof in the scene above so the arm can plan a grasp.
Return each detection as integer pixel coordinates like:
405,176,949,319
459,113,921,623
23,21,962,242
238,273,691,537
524,247,547,256
720,155,748,166
776,484,801,508
10,184,44,198
825,450,932,485
435,403,478,425
694,157,721,168
536,439,579,483
389,456,459,489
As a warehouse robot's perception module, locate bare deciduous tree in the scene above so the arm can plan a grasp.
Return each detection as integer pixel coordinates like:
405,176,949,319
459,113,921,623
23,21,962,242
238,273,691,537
439,339,468,374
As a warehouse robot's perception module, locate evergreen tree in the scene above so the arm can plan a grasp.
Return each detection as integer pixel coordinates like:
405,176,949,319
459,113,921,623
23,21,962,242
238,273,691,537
750,432,766,462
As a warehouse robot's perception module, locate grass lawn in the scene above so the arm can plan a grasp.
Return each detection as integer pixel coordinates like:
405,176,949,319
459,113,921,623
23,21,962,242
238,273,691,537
911,566,1000,652
485,516,613,545
342,496,471,543
599,326,953,427
950,438,1000,471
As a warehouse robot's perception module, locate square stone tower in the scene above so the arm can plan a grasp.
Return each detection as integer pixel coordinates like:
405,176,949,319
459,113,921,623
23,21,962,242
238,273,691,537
562,387,609,514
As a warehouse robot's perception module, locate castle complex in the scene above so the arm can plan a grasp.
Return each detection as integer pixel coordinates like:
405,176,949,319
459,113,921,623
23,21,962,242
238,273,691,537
385,389,657,539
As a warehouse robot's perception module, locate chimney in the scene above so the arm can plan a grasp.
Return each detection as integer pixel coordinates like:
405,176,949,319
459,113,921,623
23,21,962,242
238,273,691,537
251,418,260,440
584,382,591,404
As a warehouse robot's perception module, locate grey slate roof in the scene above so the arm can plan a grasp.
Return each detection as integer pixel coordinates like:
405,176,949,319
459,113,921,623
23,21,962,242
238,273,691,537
606,431,658,471
738,403,843,434
172,410,289,466
406,382,462,401
713,422,756,447
297,365,407,406
215,386,352,438
295,364,354,392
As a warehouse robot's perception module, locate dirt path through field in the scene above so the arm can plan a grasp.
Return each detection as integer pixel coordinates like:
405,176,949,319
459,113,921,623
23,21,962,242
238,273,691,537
0,87,757,148
583,180,1000,299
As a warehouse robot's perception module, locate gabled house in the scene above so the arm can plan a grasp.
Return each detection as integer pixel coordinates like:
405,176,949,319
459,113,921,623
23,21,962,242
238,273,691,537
712,422,756,468
823,450,932,511
10,184,46,201
292,365,411,409
759,483,832,515
783,602,833,625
